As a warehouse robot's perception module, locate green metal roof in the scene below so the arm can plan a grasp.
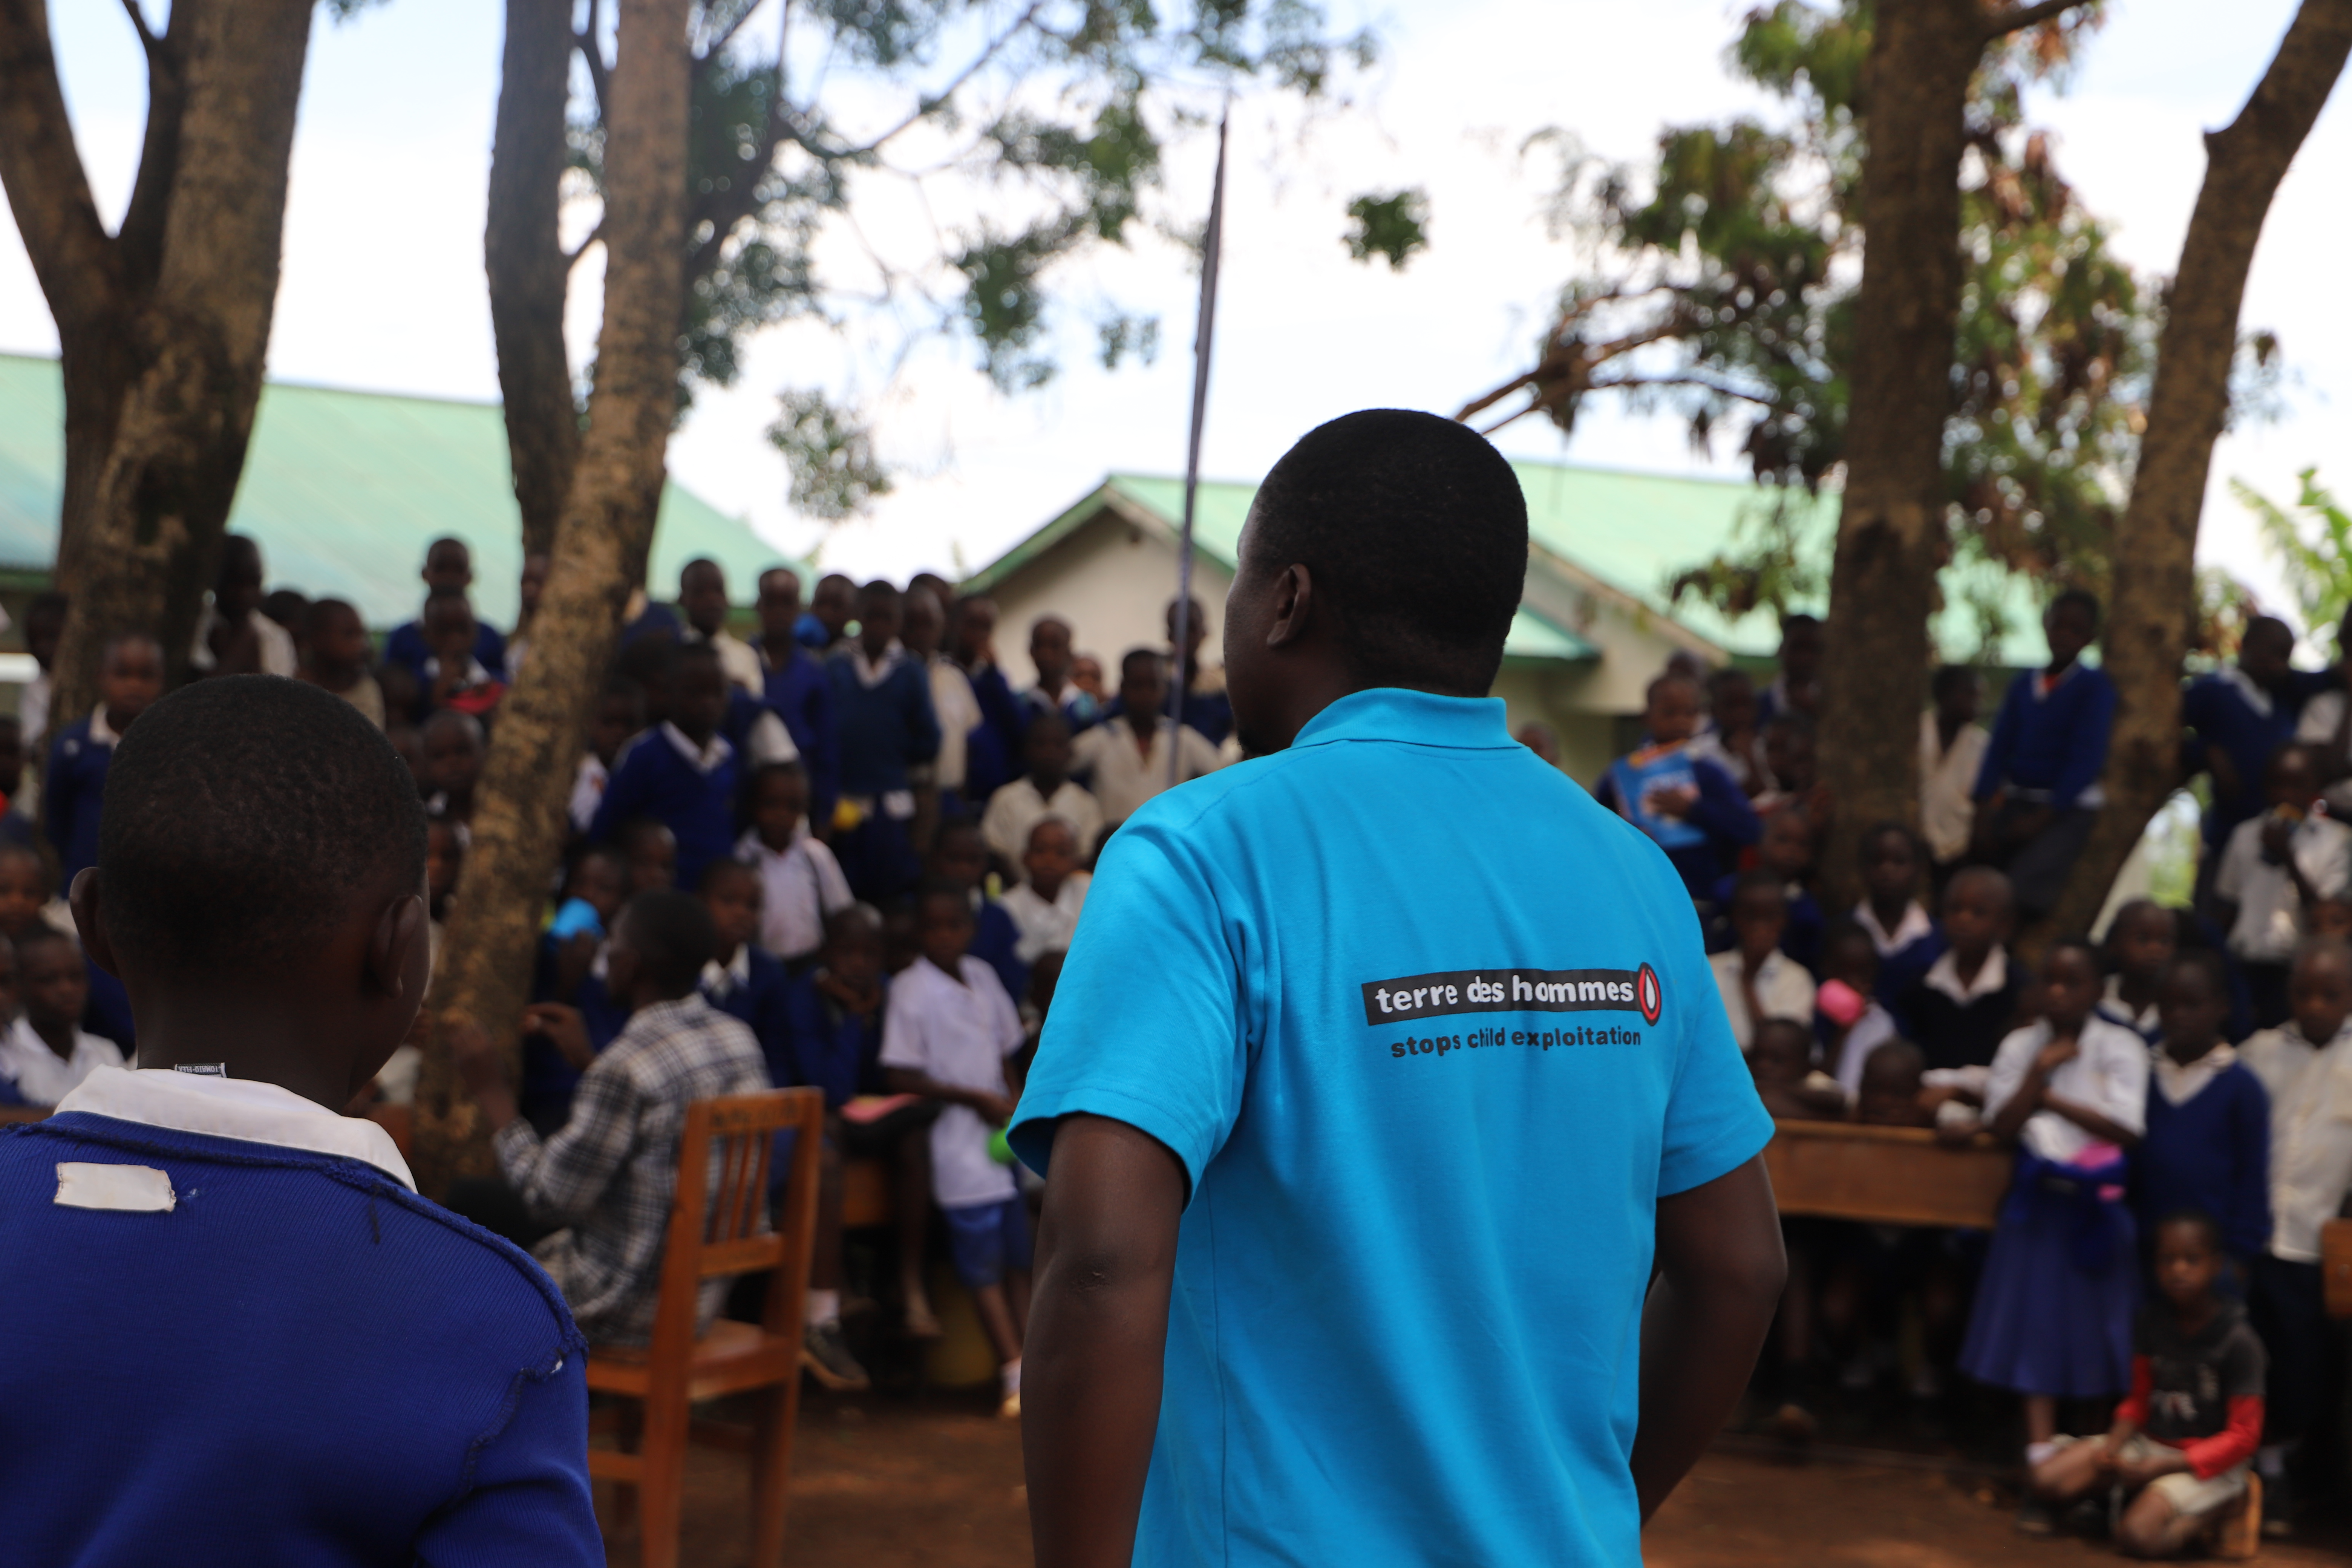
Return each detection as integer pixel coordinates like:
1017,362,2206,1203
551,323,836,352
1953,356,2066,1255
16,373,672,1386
0,353,796,628
967,463,2054,669
963,473,1601,665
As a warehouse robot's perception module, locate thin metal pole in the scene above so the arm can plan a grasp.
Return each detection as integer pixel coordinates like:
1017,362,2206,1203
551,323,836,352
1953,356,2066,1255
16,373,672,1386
1168,108,1229,786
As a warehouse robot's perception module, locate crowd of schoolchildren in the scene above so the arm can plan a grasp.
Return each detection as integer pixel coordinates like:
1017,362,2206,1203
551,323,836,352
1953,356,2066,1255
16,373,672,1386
1602,592,2352,1549
0,532,1234,1424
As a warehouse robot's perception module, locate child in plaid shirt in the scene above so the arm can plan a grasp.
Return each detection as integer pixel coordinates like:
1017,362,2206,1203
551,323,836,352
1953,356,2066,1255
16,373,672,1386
458,889,770,1344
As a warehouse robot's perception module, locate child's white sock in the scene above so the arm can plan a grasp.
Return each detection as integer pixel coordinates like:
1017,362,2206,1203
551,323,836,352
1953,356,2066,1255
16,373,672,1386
2024,1440,2058,1470
1001,1357,1022,1397
804,1288,840,1328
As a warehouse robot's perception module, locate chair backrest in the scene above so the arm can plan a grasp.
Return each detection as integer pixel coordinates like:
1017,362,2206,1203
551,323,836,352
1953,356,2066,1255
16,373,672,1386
644,1089,827,1357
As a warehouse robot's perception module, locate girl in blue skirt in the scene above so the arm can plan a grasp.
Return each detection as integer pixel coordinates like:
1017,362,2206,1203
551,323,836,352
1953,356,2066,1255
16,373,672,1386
1960,937,2150,1478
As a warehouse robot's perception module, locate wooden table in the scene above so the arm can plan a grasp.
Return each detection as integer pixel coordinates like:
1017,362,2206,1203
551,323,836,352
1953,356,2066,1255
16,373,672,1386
1763,1118,2015,1229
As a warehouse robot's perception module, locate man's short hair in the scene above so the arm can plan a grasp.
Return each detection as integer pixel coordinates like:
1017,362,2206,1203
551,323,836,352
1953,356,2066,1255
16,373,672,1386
1245,409,1527,694
98,675,428,975
620,890,718,992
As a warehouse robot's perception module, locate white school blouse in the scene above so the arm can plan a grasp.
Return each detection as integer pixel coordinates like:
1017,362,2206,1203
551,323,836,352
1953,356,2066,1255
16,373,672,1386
1982,1014,2148,1165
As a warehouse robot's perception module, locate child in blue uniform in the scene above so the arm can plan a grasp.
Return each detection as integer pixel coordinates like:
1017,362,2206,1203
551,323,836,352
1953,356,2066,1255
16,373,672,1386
0,675,597,1565
1595,671,1760,902
591,642,739,891
44,631,164,888
2135,951,2270,1275
828,581,940,903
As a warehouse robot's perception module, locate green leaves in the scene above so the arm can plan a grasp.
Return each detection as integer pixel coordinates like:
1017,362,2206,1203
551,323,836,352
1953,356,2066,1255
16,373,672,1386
1343,189,1428,271
2237,469,2352,637
768,390,894,520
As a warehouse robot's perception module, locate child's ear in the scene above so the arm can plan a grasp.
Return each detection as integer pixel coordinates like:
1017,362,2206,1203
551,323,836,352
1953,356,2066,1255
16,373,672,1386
68,869,124,980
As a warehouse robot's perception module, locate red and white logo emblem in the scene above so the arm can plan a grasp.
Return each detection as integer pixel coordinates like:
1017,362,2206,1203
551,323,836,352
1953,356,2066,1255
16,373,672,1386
1635,963,1663,1026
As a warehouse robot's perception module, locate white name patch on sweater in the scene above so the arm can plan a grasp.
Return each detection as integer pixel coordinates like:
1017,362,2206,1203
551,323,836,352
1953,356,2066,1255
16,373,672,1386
54,1162,176,1213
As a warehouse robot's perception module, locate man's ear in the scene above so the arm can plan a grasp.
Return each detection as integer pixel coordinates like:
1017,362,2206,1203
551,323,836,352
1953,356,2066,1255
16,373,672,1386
368,891,432,1003
68,868,123,979
1263,563,1315,651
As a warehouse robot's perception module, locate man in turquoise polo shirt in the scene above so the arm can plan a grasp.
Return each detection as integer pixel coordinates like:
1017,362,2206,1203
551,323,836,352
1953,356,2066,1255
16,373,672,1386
1012,409,1786,1566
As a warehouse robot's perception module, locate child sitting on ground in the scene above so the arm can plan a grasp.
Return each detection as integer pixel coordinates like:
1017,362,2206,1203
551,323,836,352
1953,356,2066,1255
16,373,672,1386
1748,1017,1846,1120
1709,872,1817,1052
2211,742,2351,1031
592,643,740,893
1853,822,1946,1024
1900,866,2023,1071
2100,899,2178,1045
981,710,1104,877
1960,937,2150,1507
420,709,485,824
735,760,853,968
2136,950,2271,1276
1595,672,1759,901
2024,1210,2266,1556
0,675,598,1561
46,630,164,887
0,926,122,1106
298,597,385,730
881,883,1031,1418
998,817,1090,966
456,889,772,1345
2235,935,2352,1532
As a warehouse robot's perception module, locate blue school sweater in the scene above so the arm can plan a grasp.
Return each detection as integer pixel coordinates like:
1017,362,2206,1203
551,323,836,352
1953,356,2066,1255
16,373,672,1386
1592,748,1760,899
1899,958,2023,1072
971,897,1029,1013
588,723,740,892
2181,668,2298,848
522,948,632,1135
44,714,116,887
961,662,1029,807
780,971,888,1109
384,617,509,692
0,1113,599,1566
1974,662,2117,807
2136,1057,2271,1266
762,643,841,821
704,945,795,1089
828,649,940,799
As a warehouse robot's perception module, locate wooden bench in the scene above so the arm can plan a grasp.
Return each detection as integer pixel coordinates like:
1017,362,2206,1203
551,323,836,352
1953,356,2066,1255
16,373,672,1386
1763,1119,2015,1229
2325,1218,2352,1320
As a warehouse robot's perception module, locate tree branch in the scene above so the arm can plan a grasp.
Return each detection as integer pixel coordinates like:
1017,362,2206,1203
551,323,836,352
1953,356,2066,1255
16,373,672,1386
849,0,1051,156
565,221,603,267
693,0,761,68
115,0,159,56
1981,0,2095,39
577,0,611,122
0,0,122,331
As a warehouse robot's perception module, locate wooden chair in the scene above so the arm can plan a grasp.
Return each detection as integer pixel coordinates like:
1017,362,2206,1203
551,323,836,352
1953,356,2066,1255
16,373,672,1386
585,1089,825,1568
2322,1217,2352,1318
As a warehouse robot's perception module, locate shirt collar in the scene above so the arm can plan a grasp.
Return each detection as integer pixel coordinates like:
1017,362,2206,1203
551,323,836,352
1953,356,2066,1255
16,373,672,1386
87,706,119,747
54,1066,415,1190
846,640,905,688
2102,974,2161,1032
1852,899,1933,955
2151,1041,2238,1106
2214,663,2277,718
736,822,809,862
1292,689,1515,752
662,720,733,774
1924,945,2007,1003
701,942,753,997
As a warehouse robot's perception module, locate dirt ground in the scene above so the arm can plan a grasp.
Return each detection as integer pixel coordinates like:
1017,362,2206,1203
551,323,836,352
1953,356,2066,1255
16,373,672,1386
603,1394,2349,1568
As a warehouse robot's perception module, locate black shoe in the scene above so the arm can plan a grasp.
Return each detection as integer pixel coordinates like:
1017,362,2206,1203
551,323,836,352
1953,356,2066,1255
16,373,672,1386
801,1320,872,1392
2015,1499,2056,1536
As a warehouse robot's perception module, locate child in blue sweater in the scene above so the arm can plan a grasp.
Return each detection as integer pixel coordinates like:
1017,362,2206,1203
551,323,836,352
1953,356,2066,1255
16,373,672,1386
2136,950,2272,1277
45,630,164,888
0,675,597,1563
590,641,739,892
1972,589,2118,922
828,581,940,902
1594,671,1761,902
697,859,794,1084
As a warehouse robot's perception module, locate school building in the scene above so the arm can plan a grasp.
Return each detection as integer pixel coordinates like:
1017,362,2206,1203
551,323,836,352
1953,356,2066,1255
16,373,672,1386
0,351,781,666
959,465,2050,786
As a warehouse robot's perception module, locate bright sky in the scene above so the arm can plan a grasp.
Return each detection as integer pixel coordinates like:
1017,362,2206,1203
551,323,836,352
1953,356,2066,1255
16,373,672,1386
3,0,2346,636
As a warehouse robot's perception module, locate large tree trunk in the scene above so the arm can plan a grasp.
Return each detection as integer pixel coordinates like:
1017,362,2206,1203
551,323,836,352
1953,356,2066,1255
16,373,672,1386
2035,0,2352,944
0,0,314,729
411,0,695,1196
1810,0,1984,907
485,0,580,563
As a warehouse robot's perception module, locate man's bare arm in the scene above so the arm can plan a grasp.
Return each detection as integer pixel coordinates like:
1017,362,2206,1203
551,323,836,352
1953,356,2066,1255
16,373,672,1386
1631,1154,1785,1522
1022,1114,1189,1568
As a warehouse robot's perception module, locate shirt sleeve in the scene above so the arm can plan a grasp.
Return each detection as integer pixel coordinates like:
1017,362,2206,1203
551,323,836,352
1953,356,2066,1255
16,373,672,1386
1981,1026,2038,1127
495,1058,642,1226
1659,898,1777,1195
2295,691,2341,744
1974,677,2026,800
2213,825,2253,903
410,1346,600,1567
2113,1353,2154,1430
2310,824,2352,901
2091,1027,2149,1138
584,742,646,846
1009,809,1246,1196
2055,672,2117,807
2178,1396,2265,1480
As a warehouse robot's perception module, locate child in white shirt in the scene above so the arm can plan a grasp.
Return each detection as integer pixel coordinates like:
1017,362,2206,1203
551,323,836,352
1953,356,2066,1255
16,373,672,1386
2212,743,2352,1030
998,817,1091,965
1709,872,1816,1052
735,760,852,965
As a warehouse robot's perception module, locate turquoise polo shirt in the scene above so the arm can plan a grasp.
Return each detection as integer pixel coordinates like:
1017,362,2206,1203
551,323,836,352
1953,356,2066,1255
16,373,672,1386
1012,687,1772,1568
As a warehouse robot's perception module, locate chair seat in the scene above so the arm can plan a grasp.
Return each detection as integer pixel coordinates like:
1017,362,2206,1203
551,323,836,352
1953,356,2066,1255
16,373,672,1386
585,1319,799,1401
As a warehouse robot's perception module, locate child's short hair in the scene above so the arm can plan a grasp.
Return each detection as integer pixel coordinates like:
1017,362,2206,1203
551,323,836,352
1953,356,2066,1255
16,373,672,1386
421,709,485,750
1730,869,1787,916
1027,815,1080,854
620,890,718,991
13,923,77,965
101,629,162,664
304,597,364,643
0,838,51,893
1860,820,1921,862
1762,709,1814,741
569,844,628,890
1943,865,2014,919
916,877,975,923
2050,586,2101,625
2154,1207,2222,1253
674,641,724,676
825,902,885,947
1643,671,1697,708
2165,947,2229,996
697,857,759,896
1121,646,1165,684
98,677,426,974
2292,933,2352,978
612,637,676,690
2041,933,2100,973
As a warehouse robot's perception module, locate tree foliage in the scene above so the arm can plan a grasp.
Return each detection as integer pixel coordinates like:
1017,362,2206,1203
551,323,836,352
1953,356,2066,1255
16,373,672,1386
2238,467,2352,637
556,0,1377,515
1463,0,2166,658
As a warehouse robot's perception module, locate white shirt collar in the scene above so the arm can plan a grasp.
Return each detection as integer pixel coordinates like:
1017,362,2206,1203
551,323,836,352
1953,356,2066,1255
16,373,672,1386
86,706,119,747
661,720,733,774
2215,663,2276,720
2101,974,2162,1033
701,942,754,997
846,640,906,688
55,1066,415,1190
1853,900,1934,956
736,822,810,862
1924,945,2008,1004
2151,1041,2238,1106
